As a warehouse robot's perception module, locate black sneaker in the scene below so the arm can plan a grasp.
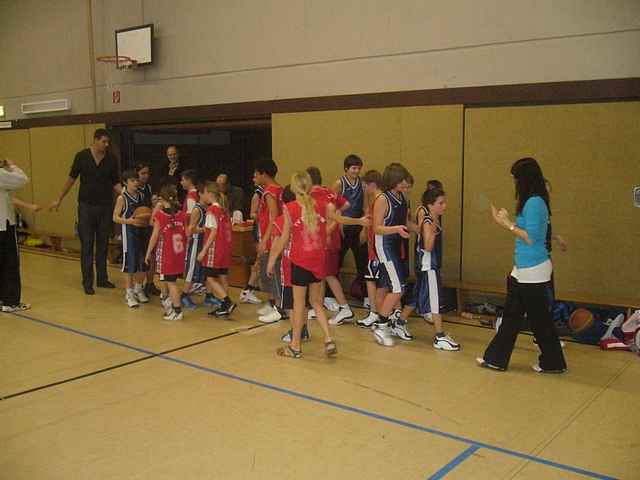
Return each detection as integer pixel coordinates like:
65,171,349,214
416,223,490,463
97,281,116,289
84,286,95,295
214,302,237,317
145,283,161,296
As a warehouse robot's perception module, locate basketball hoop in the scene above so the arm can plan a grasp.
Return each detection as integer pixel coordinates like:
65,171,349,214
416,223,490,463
96,55,138,70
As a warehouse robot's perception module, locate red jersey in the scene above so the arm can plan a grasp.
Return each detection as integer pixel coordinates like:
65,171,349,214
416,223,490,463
273,215,291,287
182,189,199,215
202,203,232,269
257,184,283,250
285,199,328,280
310,185,346,252
154,209,187,275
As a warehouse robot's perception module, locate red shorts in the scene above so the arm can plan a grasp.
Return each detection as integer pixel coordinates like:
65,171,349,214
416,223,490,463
325,250,340,277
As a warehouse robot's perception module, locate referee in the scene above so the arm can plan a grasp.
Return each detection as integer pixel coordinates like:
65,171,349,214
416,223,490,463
50,129,122,295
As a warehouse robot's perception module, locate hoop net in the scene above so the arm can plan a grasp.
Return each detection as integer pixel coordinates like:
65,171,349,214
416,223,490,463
96,55,138,70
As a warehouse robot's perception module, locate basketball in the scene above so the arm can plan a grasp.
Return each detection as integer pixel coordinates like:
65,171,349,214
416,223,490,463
568,308,594,333
133,206,152,225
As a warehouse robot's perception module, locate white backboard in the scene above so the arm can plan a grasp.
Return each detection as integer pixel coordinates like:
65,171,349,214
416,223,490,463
116,24,153,66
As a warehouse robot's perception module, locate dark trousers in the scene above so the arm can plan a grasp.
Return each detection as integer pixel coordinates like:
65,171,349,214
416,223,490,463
0,222,21,306
339,225,368,280
78,203,112,288
484,275,567,371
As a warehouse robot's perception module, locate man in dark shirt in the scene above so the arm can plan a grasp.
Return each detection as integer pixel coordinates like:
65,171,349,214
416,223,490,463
49,129,121,295
216,173,245,214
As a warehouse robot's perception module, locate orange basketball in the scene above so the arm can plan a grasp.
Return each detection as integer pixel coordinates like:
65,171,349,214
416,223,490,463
569,308,594,333
133,206,152,225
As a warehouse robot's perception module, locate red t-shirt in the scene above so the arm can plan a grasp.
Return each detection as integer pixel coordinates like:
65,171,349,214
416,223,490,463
182,189,200,215
273,215,291,287
257,184,283,251
202,204,232,269
310,185,346,252
285,199,328,280
153,209,187,275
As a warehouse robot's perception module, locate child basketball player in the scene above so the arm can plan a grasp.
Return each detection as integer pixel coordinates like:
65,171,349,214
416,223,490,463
371,163,412,347
136,163,161,297
145,184,187,321
179,169,201,308
197,182,236,317
414,187,459,350
394,179,446,339
254,159,285,323
268,171,335,359
113,170,149,308
332,154,368,308
307,166,355,326
357,169,384,328
275,186,311,343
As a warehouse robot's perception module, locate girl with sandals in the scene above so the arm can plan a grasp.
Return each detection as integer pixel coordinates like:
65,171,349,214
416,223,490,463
267,171,337,359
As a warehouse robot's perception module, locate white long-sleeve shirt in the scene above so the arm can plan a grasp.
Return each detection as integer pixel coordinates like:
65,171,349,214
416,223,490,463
0,165,29,231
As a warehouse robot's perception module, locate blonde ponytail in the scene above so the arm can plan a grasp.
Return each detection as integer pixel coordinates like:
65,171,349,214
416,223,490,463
290,171,318,232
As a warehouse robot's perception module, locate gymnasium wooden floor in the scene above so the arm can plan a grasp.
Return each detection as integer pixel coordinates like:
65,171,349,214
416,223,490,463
1,251,638,479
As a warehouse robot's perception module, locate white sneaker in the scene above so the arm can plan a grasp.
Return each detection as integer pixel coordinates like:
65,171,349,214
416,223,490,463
323,297,340,312
390,319,414,341
161,296,173,316
357,311,379,329
363,297,371,309
329,307,354,326
433,333,460,351
134,288,149,304
163,309,183,321
423,313,435,325
324,297,341,312
240,289,261,304
307,309,317,320
257,304,274,315
373,323,395,347
125,292,139,308
390,309,401,322
258,309,282,324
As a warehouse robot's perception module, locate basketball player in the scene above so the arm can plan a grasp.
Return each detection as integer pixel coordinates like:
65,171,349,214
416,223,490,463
179,169,201,308
197,182,236,317
371,163,412,347
145,184,187,321
112,170,149,308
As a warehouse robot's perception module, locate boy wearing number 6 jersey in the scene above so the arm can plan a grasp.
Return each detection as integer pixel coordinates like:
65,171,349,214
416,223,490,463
145,184,187,321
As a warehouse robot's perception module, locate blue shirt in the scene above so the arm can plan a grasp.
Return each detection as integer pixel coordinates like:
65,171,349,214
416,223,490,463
514,196,549,268
340,175,364,218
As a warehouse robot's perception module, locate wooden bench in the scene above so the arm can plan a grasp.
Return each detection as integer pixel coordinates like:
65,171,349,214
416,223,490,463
443,279,640,318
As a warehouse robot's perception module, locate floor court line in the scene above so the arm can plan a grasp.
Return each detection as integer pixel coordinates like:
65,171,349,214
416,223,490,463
6,312,618,480
428,445,480,479
0,323,267,400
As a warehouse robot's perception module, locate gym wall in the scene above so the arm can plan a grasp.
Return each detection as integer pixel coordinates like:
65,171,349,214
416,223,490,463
462,101,640,302
272,105,464,281
2,0,639,119
0,123,106,238
273,101,640,302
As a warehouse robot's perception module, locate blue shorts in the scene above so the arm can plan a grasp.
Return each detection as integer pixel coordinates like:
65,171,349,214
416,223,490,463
122,226,147,274
184,235,204,284
412,269,441,315
364,259,380,281
377,256,407,294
